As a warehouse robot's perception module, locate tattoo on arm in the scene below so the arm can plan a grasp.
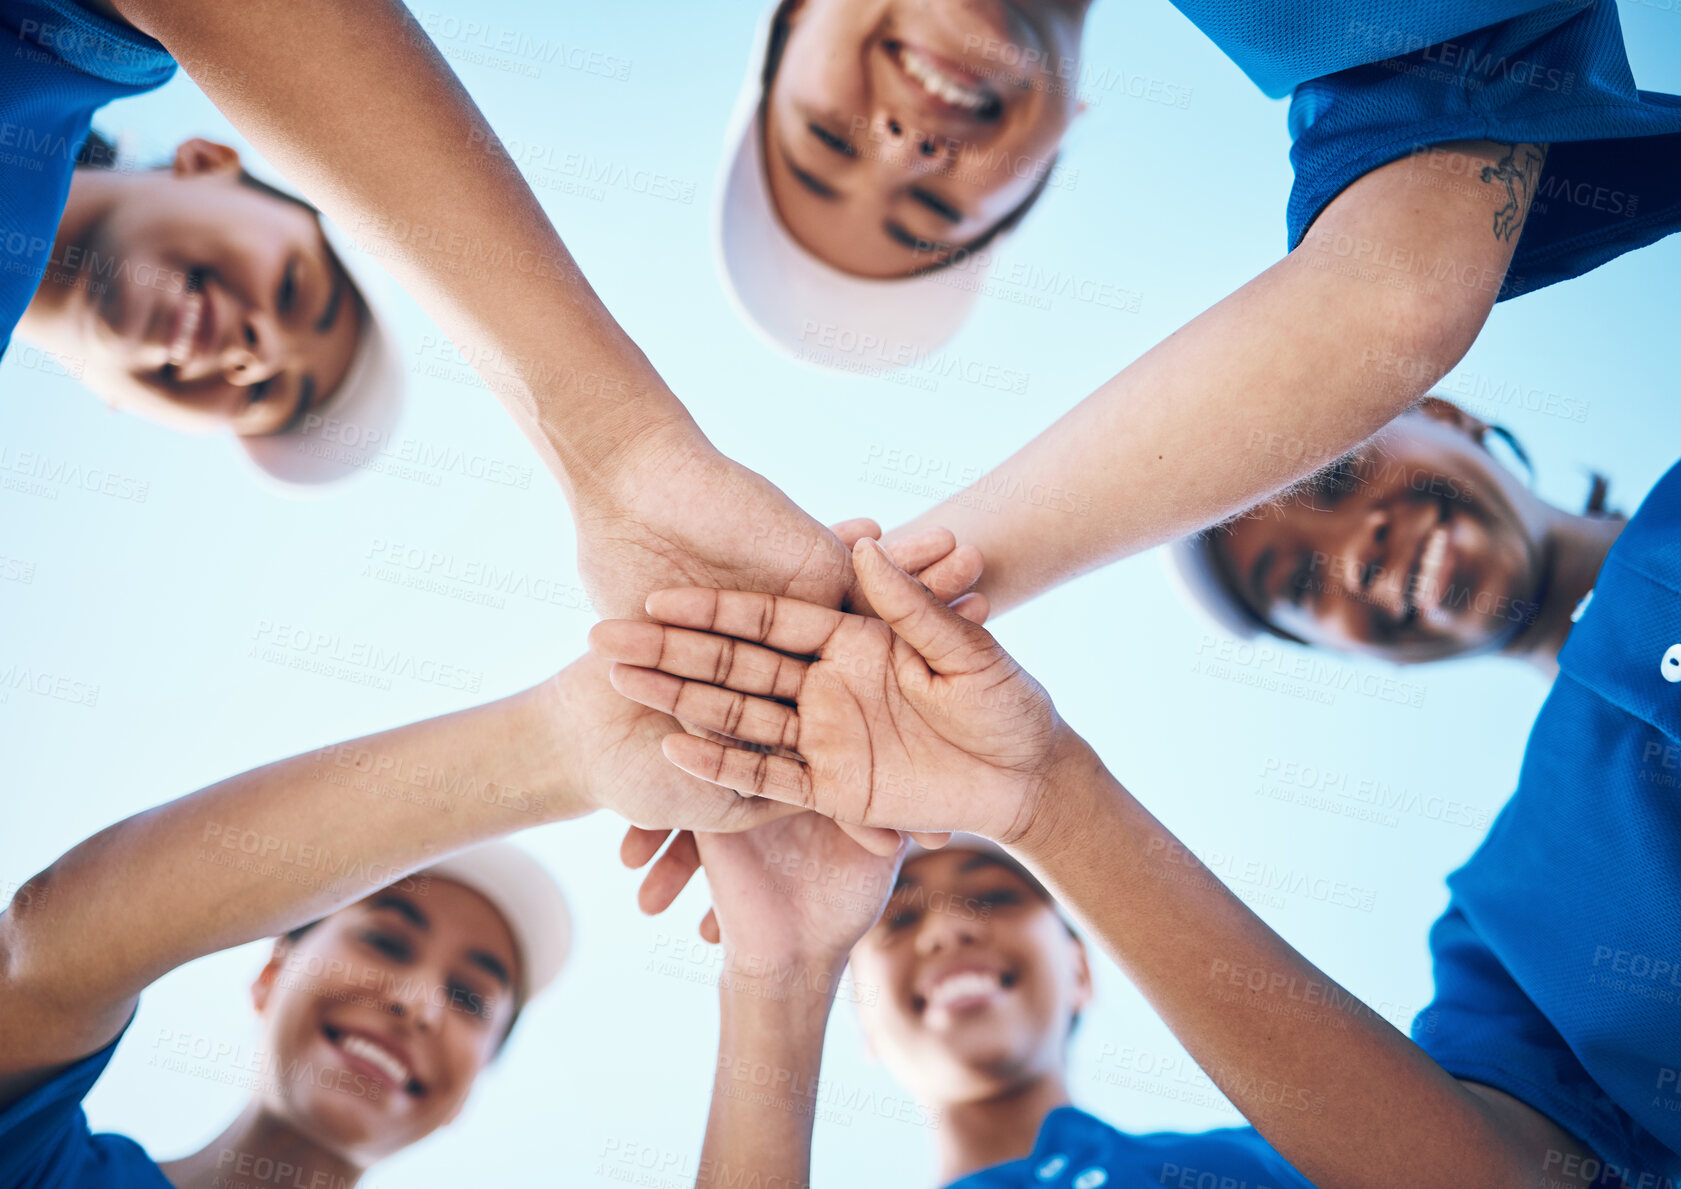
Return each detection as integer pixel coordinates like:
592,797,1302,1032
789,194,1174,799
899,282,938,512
1480,143,1548,242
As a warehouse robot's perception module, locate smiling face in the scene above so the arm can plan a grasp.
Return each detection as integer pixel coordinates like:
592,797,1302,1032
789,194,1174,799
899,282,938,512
68,139,361,437
1211,401,1549,663
763,0,1086,277
248,878,520,1166
850,848,1090,1104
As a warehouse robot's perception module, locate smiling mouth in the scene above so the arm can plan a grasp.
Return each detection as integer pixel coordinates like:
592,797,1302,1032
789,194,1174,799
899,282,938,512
914,968,1017,1017
885,41,1003,120
1403,505,1452,622
166,272,206,370
322,1024,424,1097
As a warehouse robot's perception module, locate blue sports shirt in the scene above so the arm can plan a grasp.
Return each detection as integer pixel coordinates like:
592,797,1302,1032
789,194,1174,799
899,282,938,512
0,1020,173,1189
1416,458,1681,1185
0,0,174,354
1169,0,1681,299
947,1107,1312,1189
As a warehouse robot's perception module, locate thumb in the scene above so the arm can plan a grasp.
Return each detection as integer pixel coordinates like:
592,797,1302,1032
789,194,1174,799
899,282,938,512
853,538,1000,676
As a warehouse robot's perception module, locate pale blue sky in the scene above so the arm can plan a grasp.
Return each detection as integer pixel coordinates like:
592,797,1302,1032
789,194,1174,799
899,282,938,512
2,1,1679,1185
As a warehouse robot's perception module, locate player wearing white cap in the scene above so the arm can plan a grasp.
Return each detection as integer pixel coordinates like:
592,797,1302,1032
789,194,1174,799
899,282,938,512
0,661,802,1189
1169,396,1627,676
715,0,1681,621
627,824,1317,1189
14,131,404,488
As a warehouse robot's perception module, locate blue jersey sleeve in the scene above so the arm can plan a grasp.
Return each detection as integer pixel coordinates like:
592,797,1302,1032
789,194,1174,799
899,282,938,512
0,1019,172,1189
1285,0,1681,300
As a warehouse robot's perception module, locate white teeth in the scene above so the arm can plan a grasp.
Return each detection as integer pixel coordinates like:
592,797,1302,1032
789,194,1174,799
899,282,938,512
925,970,1002,1011
899,47,988,112
168,288,203,368
1415,525,1449,607
338,1033,412,1089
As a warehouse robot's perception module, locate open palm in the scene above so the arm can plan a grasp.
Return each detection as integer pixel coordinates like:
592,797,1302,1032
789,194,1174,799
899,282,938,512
590,538,1064,843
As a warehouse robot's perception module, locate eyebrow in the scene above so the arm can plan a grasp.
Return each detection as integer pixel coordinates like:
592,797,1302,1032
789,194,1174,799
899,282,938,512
785,155,840,201
316,269,345,335
370,893,429,931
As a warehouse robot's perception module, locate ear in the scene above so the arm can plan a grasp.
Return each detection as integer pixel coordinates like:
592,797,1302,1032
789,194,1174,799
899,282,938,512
250,938,290,1014
1411,395,1489,441
172,137,242,180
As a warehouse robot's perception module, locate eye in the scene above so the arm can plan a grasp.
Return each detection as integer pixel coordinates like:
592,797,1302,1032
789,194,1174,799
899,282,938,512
807,122,856,157
362,931,411,961
446,979,495,1019
884,907,920,931
974,888,1023,908
278,259,298,315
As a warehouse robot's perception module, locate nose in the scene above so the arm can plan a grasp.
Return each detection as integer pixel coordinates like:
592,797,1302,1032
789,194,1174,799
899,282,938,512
221,306,286,388
383,976,444,1033
913,903,986,957
868,110,952,173
1345,507,1408,618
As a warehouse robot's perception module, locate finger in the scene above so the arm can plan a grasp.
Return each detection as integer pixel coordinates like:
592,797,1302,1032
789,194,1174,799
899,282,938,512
948,592,991,626
909,831,953,849
641,588,846,657
853,538,1000,677
610,664,800,750
916,543,985,605
637,830,702,916
838,821,906,858
827,518,883,550
699,908,720,945
621,826,671,869
591,620,809,700
881,527,957,577
661,734,817,808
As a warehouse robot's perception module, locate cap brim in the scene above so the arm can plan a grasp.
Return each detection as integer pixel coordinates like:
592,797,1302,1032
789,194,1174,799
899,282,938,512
421,841,571,1003
714,6,983,374
238,218,407,492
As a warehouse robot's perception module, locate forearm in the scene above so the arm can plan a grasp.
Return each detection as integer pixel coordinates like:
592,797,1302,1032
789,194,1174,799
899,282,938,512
892,142,1536,613
116,0,706,498
1013,734,1533,1189
698,961,842,1189
0,674,589,1050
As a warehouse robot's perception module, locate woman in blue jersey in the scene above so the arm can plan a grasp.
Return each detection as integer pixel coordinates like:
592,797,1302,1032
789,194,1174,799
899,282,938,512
590,463,1681,1184
0,654,803,1189
10,129,402,485
716,0,1681,624
625,820,1315,1189
1168,396,1628,676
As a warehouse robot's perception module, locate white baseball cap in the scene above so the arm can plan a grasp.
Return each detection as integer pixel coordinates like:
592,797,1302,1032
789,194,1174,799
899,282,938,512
420,841,572,1004
715,3,991,373
238,215,407,491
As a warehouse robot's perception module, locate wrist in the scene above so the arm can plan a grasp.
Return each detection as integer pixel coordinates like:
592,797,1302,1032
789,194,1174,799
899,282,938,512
570,410,711,508
1009,723,1115,862
516,667,595,823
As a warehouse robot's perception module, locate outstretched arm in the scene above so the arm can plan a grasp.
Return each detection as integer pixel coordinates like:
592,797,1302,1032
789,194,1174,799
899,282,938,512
624,818,903,1189
0,654,794,1111
889,142,1545,614
590,541,1602,1189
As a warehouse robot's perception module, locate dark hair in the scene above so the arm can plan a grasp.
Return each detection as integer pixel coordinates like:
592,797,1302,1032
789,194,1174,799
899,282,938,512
758,0,1055,272
281,914,524,1057
76,128,322,218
